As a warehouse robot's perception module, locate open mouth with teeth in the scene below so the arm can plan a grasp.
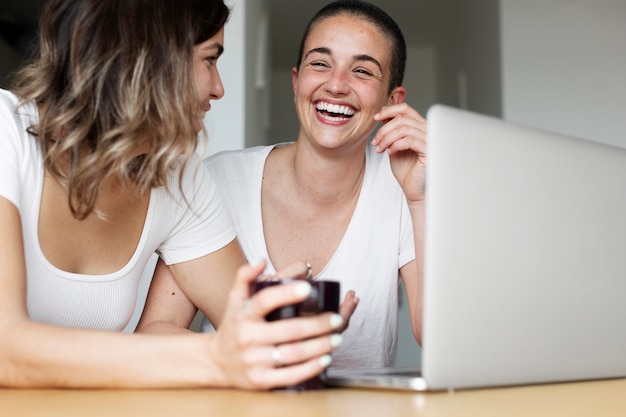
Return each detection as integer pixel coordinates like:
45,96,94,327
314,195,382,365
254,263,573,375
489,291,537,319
316,101,355,121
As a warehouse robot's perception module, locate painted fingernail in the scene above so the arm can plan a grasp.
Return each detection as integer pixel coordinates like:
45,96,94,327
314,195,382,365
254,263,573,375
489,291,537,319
330,334,343,347
294,281,312,297
319,354,332,368
330,314,344,330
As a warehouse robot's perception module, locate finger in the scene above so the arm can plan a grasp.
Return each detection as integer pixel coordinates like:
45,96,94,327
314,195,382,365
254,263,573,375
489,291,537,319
240,278,313,324
376,113,426,140
373,116,426,150
248,279,314,319
374,103,425,124
243,332,342,369
230,260,267,303
246,312,344,346
257,273,278,282
380,116,427,138
376,130,427,156
273,333,343,366
373,103,404,121
386,134,427,156
338,291,359,331
274,260,311,280
247,354,334,390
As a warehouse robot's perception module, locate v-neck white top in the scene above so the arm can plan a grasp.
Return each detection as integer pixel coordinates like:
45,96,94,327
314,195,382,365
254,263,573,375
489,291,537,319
202,143,415,368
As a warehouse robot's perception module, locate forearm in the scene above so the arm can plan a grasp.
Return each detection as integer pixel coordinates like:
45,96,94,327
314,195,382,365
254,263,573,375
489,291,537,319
408,200,425,346
137,241,244,336
2,262,345,391
1,318,220,388
135,319,194,334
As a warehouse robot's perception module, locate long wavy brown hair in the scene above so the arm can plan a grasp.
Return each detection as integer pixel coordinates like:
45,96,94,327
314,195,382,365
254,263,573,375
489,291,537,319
11,0,230,219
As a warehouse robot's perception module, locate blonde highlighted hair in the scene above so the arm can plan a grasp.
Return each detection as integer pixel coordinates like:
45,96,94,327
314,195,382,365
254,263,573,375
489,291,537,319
12,0,229,219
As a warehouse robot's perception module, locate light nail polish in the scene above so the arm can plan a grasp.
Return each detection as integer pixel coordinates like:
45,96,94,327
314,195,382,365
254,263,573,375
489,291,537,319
330,334,343,347
319,354,332,368
330,314,344,330
294,281,312,297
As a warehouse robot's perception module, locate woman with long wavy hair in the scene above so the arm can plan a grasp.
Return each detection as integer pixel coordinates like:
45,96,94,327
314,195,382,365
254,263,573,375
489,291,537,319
0,0,342,389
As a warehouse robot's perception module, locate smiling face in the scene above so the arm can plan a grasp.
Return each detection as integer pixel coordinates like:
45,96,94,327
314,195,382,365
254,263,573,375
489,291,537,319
292,14,405,151
192,26,226,132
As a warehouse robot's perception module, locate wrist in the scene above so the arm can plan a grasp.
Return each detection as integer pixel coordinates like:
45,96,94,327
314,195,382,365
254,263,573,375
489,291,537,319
407,198,425,212
199,333,230,388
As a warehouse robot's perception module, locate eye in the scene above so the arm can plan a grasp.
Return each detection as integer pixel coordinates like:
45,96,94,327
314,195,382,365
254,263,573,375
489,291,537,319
354,68,374,76
310,61,330,68
204,55,219,66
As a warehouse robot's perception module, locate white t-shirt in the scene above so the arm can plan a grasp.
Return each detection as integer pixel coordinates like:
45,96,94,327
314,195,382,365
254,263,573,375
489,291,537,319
202,144,415,368
0,89,236,330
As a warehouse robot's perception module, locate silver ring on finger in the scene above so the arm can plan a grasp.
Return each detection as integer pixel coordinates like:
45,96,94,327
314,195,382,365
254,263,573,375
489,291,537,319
272,346,284,368
305,263,313,280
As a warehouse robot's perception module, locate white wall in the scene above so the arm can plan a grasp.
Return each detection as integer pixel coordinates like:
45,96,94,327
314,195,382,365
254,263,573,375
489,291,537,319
500,0,626,148
267,68,298,143
200,0,246,157
202,0,269,157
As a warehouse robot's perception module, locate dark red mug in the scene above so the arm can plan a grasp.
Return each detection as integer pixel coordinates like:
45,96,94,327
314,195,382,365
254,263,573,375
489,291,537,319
251,279,340,321
251,279,340,391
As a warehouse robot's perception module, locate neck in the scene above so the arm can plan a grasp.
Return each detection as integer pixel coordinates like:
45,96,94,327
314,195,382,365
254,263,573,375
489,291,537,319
288,140,367,207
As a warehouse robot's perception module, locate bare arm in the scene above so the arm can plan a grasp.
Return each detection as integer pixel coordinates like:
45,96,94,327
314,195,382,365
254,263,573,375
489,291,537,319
136,240,245,334
0,197,342,389
135,258,199,333
138,243,359,334
371,98,427,346
399,200,425,346
0,197,209,388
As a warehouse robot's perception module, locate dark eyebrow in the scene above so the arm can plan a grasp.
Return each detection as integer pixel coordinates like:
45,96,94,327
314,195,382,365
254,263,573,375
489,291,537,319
304,47,383,75
201,43,224,56
354,54,383,75
304,47,331,61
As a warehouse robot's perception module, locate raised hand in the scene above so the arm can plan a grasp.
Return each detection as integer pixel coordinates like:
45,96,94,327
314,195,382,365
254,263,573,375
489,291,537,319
371,103,427,204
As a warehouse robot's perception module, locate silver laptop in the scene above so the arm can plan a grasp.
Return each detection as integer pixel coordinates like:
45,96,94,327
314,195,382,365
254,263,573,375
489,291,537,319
322,104,626,391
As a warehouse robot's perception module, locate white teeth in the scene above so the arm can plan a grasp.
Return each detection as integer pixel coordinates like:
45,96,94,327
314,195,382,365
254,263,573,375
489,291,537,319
316,102,355,117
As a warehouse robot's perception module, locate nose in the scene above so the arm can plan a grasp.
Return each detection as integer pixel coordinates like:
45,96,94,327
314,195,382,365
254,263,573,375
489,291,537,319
211,66,225,100
325,68,350,96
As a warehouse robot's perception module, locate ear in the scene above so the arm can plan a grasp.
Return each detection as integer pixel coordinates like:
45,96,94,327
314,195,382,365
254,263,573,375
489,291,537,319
389,86,406,105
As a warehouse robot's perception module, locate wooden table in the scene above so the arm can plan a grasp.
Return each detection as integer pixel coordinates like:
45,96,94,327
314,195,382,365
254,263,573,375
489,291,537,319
3,378,626,417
